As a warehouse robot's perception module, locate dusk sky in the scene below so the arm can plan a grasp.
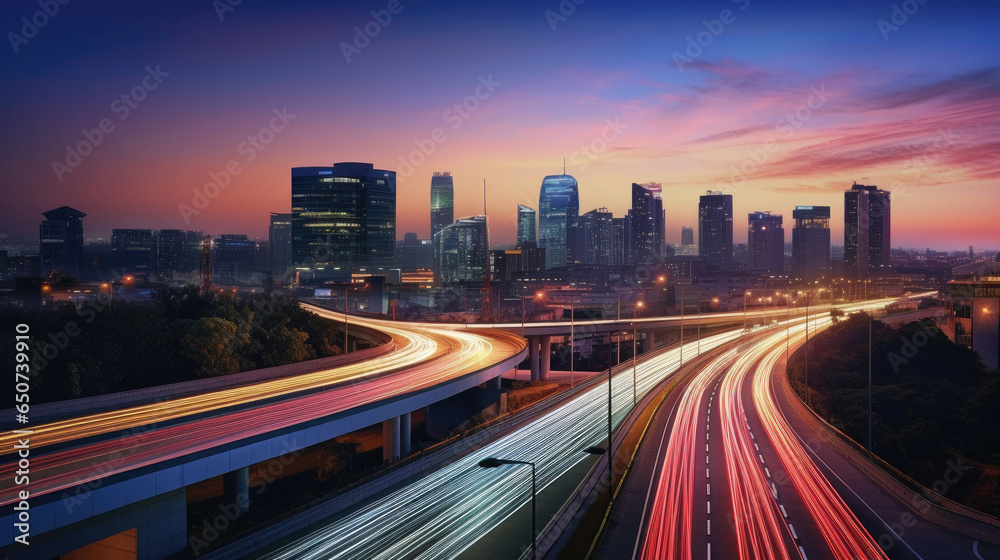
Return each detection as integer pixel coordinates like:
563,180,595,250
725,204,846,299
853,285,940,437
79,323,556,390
2,0,998,251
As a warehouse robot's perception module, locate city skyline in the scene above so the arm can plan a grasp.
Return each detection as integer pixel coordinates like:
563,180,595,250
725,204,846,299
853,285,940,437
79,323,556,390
1,1,998,251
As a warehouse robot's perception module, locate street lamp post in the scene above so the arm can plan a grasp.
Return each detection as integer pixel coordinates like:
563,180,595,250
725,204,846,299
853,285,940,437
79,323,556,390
570,304,575,388
744,290,751,330
868,314,873,457
633,301,643,405
478,458,537,559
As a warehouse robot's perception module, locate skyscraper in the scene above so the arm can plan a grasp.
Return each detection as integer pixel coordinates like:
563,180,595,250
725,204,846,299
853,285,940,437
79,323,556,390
430,172,455,240
698,191,733,269
538,174,579,269
516,204,537,246
111,229,155,270
613,215,632,266
630,182,665,264
40,206,85,278
155,229,192,274
269,212,293,279
844,182,891,276
681,226,694,246
792,206,831,281
748,211,784,272
291,163,396,277
579,207,614,265
435,215,489,283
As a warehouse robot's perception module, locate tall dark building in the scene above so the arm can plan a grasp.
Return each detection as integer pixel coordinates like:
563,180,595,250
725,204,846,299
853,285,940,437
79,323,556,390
613,215,632,266
111,229,155,270
435,215,488,283
291,163,396,278
747,211,784,272
630,182,665,264
155,229,194,274
430,172,454,240
269,212,293,279
698,191,734,269
538,174,579,269
681,226,694,246
579,207,614,265
395,232,433,272
517,204,537,246
40,206,86,278
792,206,831,281
213,234,256,285
490,243,545,282
844,182,891,276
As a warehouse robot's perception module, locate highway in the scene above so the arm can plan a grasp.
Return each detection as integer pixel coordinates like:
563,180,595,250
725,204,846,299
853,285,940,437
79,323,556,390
601,302,1000,560
0,306,525,506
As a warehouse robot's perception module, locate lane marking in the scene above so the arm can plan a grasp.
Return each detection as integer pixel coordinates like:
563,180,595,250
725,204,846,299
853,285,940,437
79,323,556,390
707,500,711,515
779,504,787,518
799,545,808,560
789,523,798,540
707,483,711,496
707,519,711,536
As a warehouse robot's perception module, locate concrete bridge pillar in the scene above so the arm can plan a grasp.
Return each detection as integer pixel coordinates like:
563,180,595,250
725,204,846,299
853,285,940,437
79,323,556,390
383,416,401,461
400,412,411,455
222,466,250,515
529,336,540,381
539,335,551,381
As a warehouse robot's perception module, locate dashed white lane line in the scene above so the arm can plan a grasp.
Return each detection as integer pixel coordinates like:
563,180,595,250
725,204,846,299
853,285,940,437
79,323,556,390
798,545,808,560
707,519,711,536
764,467,770,478
789,524,798,540
779,504,788,518
707,500,711,515
707,483,711,496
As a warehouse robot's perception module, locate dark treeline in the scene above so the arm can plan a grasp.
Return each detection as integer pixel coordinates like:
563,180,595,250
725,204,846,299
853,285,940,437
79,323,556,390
3,287,344,403
789,312,1000,515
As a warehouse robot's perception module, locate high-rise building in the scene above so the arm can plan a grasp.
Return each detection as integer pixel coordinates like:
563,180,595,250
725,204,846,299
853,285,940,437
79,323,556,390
630,182,665,264
155,229,193,274
844,182,891,276
40,206,86,278
747,211,784,272
579,207,614,265
291,163,396,278
613,215,632,266
681,226,694,246
268,212,293,279
538,174,579,269
517,204,537,246
698,191,734,269
490,242,545,282
435,215,489,283
395,232,434,272
213,234,256,285
792,206,831,281
111,229,155,270
430,172,455,240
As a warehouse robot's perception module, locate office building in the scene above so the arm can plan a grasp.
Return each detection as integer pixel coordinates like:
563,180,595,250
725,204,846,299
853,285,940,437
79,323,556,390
681,226,694,246
748,211,784,272
155,229,196,274
612,216,632,267
111,229,156,270
630,182,665,263
538,174,579,269
517,204,537,246
291,163,396,278
698,191,734,269
490,242,545,282
269,212,293,279
792,206,831,281
436,215,489,283
579,207,614,266
395,232,434,272
430,172,454,239
40,206,86,278
213,234,257,284
845,182,891,276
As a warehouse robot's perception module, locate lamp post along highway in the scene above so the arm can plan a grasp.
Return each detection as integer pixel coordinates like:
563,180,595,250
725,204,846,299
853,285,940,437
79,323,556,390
633,301,643,405
478,458,537,560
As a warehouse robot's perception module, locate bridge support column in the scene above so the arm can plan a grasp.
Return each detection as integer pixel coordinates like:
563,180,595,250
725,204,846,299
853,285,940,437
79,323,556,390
539,336,551,381
400,412,411,455
529,336,540,381
487,375,502,391
383,416,401,461
223,466,250,515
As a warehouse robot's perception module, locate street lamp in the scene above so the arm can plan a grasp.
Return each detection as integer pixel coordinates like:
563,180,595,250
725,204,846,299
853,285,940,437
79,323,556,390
478,457,537,560
743,290,751,330
633,301,644,405
696,296,719,355
521,292,543,338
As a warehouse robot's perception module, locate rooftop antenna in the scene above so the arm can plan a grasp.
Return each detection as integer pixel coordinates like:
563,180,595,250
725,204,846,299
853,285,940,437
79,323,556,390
481,178,492,322
483,178,487,216
563,155,566,175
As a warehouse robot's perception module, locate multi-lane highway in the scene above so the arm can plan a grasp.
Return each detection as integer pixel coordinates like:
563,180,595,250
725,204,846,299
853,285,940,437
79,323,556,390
0,306,525,506
603,301,1000,560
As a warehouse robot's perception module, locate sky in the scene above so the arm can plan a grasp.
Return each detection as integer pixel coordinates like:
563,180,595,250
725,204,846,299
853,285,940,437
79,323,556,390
1,0,998,251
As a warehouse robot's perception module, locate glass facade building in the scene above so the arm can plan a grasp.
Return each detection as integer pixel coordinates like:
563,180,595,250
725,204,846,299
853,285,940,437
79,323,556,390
40,206,86,279
430,172,454,240
435,215,489,283
792,205,831,281
845,183,891,277
517,204,537,246
538,174,579,270
698,191,734,269
747,211,784,272
579,207,614,265
630,182,665,264
292,163,396,278
269,212,293,279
